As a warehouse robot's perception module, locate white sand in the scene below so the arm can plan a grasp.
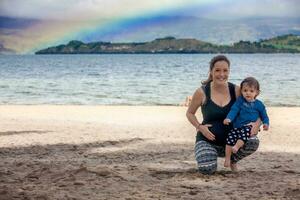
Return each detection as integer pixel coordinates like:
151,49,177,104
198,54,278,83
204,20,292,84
0,106,299,199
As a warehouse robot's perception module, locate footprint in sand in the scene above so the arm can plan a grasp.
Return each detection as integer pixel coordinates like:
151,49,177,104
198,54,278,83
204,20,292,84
285,188,300,199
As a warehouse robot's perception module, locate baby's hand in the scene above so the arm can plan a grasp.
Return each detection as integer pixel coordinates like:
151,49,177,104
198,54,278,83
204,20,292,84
263,124,269,131
223,118,231,125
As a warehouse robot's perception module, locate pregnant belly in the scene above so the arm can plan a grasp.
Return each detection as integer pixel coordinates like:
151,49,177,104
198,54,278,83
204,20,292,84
207,121,232,145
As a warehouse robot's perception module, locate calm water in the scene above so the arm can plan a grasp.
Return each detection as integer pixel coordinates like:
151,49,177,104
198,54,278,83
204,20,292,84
0,54,299,106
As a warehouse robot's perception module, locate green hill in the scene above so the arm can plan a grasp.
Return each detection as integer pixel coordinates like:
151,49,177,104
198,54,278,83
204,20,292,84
35,34,300,54
260,34,300,51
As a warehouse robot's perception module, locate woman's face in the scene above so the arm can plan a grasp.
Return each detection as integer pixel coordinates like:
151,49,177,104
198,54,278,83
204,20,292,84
211,60,230,84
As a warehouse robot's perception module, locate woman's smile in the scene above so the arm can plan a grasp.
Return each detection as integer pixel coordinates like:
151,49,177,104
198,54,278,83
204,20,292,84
211,60,230,84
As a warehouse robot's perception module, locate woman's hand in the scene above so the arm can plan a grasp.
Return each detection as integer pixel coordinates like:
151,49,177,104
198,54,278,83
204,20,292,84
197,124,215,141
248,119,262,136
263,124,269,131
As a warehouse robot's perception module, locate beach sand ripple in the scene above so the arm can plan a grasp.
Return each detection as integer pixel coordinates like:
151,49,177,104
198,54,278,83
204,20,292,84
0,106,299,199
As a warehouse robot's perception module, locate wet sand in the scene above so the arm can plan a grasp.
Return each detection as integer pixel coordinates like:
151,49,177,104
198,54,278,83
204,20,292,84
0,106,299,199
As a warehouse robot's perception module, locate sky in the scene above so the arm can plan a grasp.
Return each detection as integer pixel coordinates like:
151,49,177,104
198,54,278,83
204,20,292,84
0,0,299,53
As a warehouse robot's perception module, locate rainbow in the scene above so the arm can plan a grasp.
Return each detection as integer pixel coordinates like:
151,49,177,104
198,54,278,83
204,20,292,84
2,0,217,54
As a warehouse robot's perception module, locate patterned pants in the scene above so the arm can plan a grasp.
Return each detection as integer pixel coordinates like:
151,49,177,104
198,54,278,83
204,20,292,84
226,125,252,146
195,136,259,174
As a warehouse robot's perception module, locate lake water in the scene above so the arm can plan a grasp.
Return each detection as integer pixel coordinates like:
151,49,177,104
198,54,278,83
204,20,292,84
0,54,299,106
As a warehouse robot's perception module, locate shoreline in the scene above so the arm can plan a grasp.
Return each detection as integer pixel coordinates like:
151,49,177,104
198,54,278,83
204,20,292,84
0,103,299,107
0,106,299,199
0,106,299,150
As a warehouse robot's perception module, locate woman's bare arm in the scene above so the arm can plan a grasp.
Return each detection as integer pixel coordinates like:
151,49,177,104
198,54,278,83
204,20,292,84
235,85,241,98
186,88,215,141
249,118,262,136
186,88,203,128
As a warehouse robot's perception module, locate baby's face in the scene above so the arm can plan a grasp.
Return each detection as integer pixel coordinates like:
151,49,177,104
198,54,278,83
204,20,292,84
241,84,258,102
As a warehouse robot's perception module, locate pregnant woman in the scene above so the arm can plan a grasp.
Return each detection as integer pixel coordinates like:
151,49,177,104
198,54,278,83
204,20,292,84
186,55,260,174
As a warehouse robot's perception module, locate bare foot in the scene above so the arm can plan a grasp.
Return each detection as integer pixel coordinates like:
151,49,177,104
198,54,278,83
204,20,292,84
230,163,238,172
232,146,240,154
224,159,231,168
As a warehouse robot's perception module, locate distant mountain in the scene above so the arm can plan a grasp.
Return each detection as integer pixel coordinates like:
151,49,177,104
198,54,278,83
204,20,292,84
79,16,300,45
0,44,16,55
35,34,300,54
1,16,300,53
0,16,38,29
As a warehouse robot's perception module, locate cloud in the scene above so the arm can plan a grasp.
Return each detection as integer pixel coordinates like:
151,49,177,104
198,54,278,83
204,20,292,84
202,0,300,19
1,0,298,21
0,0,211,20
1,0,299,53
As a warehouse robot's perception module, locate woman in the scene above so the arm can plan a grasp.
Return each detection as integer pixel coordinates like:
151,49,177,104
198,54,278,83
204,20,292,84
186,55,260,174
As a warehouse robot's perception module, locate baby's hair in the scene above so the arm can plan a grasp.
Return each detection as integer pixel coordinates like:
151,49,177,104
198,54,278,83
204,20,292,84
240,77,260,92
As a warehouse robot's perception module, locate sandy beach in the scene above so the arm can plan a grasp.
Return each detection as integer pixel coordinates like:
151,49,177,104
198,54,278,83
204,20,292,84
0,106,299,199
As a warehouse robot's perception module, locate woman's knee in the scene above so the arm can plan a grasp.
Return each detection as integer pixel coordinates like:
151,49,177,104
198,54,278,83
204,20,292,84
198,162,217,174
244,136,260,152
231,136,260,163
195,141,218,175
